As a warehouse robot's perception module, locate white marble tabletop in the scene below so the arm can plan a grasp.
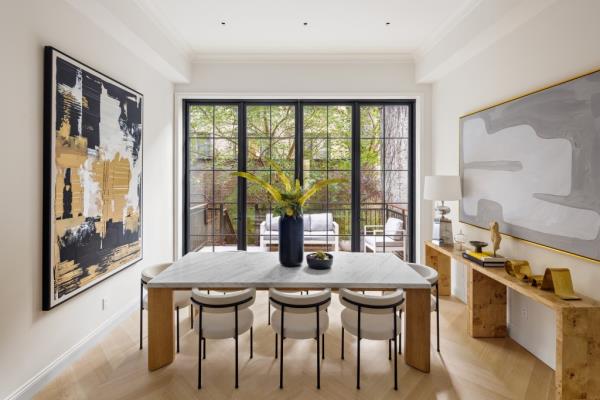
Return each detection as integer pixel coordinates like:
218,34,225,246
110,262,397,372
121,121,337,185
148,251,430,289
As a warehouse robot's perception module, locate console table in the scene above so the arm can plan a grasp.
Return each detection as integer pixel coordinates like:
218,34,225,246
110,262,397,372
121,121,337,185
424,241,600,400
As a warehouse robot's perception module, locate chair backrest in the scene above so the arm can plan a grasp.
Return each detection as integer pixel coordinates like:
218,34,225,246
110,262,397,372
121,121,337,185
409,263,438,285
269,288,331,314
141,263,171,284
191,288,256,313
384,217,403,235
339,288,404,314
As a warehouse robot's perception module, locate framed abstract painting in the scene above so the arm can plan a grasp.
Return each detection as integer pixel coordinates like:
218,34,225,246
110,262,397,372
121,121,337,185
43,47,143,310
459,68,600,262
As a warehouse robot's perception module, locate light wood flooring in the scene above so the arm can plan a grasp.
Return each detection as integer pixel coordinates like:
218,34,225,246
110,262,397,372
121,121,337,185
35,292,555,400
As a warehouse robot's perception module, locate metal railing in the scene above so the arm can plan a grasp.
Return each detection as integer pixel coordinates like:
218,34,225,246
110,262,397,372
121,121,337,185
188,202,407,251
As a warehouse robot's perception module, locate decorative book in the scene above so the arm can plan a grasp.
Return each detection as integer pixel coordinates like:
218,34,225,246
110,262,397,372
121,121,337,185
463,251,507,267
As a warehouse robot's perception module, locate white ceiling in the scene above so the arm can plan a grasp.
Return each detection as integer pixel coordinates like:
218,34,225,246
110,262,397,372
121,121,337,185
138,0,478,58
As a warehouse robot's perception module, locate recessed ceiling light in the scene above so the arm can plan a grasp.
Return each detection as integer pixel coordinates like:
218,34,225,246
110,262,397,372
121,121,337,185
385,22,391,26
221,21,226,26
303,22,308,26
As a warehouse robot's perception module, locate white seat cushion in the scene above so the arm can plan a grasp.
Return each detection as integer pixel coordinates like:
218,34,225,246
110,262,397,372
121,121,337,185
341,309,402,340
364,235,404,247
270,310,329,339
193,308,253,339
143,290,191,310
304,230,334,241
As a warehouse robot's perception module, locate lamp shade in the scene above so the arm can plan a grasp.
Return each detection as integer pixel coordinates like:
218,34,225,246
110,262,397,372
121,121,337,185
423,175,462,201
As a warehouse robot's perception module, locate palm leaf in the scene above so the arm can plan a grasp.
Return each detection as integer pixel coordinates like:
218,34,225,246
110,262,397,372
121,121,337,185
299,178,346,206
267,159,292,191
232,172,283,202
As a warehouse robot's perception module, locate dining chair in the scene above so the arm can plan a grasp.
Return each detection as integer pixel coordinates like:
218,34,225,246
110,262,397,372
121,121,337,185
269,288,331,389
140,263,192,353
192,288,256,389
408,263,440,352
339,288,404,390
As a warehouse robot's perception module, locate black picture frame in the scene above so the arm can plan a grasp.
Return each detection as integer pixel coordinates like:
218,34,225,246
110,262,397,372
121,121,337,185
43,47,144,310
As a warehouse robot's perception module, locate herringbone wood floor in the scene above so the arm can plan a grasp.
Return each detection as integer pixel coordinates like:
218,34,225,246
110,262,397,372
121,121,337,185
35,292,554,400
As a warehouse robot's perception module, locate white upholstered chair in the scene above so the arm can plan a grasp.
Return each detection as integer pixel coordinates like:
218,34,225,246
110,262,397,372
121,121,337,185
192,288,256,389
269,288,331,389
363,217,406,256
407,263,440,352
140,263,192,353
339,288,404,390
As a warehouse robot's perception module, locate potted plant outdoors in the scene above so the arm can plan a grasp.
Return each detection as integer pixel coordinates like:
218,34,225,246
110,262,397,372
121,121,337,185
232,161,345,267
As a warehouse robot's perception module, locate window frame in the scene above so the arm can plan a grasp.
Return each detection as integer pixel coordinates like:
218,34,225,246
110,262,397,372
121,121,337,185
183,99,416,261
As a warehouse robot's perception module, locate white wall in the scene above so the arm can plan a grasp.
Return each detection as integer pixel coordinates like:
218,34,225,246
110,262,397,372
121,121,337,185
175,60,433,260
0,1,174,398
431,0,600,368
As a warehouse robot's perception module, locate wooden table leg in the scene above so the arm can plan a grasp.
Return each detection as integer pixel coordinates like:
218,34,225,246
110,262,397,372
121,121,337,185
555,307,600,399
467,267,507,338
425,245,451,296
404,288,430,372
148,288,174,371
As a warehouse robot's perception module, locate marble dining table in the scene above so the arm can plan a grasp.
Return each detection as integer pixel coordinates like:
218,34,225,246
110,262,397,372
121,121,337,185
146,251,432,373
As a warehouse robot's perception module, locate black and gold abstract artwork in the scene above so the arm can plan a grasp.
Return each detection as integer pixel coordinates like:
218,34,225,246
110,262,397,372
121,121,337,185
43,47,143,309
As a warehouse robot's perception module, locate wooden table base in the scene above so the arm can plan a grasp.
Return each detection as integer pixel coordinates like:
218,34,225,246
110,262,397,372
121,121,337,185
148,288,174,371
404,288,431,372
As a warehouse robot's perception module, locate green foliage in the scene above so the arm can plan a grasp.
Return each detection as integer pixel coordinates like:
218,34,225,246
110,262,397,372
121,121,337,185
232,161,346,217
312,251,330,260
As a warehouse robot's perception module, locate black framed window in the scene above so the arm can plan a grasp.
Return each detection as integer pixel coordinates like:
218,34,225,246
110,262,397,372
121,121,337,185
183,100,415,261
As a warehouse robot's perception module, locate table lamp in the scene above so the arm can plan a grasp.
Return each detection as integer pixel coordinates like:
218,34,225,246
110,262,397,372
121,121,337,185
424,175,462,245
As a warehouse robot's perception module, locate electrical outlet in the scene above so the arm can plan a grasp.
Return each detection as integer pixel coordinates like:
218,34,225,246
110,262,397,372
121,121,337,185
521,307,527,320
102,298,108,311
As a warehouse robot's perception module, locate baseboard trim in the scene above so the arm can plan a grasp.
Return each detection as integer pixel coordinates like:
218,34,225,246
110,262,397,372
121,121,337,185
5,298,138,400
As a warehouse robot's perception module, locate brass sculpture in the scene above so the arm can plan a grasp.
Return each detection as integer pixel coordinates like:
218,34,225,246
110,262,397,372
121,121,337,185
490,221,501,257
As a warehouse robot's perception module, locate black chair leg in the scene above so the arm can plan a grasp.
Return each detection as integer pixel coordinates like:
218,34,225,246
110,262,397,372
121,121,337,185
139,282,143,350
316,334,321,389
322,334,325,359
268,301,271,325
176,307,180,353
279,307,285,389
190,304,194,329
250,326,253,359
341,328,344,360
275,333,278,359
436,282,440,352
399,333,402,354
235,335,239,388
393,306,398,391
388,339,392,360
198,332,202,389
357,306,361,390
203,338,206,359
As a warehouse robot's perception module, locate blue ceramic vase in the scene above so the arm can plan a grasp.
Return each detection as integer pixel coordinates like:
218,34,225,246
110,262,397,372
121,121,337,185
278,215,304,267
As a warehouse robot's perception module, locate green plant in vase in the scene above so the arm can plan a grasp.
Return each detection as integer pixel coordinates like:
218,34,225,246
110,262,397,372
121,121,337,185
232,160,345,266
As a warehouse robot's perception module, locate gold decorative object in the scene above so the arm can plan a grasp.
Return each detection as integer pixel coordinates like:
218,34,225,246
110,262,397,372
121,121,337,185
540,268,581,300
490,221,501,257
506,260,532,280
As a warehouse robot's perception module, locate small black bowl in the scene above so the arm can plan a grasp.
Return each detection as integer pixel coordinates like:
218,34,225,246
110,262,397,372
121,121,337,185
306,253,333,270
469,241,488,253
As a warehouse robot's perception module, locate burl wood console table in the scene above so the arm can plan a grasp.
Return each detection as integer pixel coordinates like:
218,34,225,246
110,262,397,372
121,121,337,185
425,241,600,400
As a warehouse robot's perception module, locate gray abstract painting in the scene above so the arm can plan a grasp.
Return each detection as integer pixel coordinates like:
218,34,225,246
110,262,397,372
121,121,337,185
459,69,600,261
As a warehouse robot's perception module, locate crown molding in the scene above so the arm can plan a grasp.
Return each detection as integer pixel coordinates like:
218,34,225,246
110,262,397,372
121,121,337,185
191,52,415,64
415,0,483,58
133,0,194,56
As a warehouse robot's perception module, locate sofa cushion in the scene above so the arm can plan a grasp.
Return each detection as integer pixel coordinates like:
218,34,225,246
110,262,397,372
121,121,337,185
310,213,333,231
304,231,333,242
384,217,403,235
264,214,280,231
